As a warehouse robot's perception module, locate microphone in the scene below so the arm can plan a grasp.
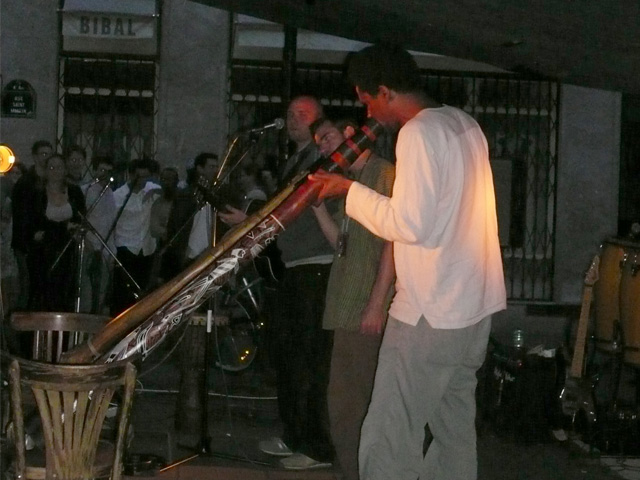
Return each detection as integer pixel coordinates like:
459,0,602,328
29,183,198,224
243,118,285,134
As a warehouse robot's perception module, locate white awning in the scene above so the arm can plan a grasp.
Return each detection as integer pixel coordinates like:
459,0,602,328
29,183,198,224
62,0,157,17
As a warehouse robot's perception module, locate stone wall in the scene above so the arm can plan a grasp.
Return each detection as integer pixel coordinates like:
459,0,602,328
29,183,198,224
554,85,621,304
0,0,230,174
0,0,60,165
156,1,229,175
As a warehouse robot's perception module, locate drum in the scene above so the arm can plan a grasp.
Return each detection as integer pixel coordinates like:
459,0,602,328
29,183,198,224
593,239,627,353
620,245,640,366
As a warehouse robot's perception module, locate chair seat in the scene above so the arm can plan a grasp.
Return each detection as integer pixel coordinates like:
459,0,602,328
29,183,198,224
23,439,116,479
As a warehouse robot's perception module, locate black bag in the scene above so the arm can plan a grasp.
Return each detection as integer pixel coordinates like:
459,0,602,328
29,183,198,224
481,339,563,443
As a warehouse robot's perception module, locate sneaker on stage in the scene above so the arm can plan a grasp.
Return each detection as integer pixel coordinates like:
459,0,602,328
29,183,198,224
280,453,332,470
258,437,293,457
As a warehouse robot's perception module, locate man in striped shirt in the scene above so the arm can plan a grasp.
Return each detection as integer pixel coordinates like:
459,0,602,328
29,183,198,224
311,117,395,480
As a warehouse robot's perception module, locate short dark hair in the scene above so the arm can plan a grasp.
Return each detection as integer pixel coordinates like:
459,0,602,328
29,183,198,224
148,158,160,174
194,152,218,169
128,158,154,174
309,117,331,137
161,166,179,179
92,155,114,169
66,144,86,159
309,117,357,137
45,153,65,167
347,43,423,96
31,140,53,155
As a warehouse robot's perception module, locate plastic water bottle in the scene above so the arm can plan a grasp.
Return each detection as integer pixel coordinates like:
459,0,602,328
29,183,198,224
513,328,524,348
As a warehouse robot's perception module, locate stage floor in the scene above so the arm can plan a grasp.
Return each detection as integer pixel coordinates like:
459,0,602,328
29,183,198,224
122,339,627,480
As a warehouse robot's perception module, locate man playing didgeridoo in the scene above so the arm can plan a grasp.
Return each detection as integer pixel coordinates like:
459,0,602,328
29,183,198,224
310,44,507,480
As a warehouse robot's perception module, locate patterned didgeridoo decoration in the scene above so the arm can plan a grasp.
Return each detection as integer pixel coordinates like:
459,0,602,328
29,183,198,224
61,118,384,365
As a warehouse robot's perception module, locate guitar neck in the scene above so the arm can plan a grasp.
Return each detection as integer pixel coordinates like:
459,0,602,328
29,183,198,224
570,285,593,378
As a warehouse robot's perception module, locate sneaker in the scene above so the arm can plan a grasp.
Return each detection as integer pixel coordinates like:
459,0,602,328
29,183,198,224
259,437,293,456
280,453,332,470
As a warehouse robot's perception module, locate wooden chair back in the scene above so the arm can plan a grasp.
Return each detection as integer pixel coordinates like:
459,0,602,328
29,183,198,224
8,356,136,480
10,312,110,363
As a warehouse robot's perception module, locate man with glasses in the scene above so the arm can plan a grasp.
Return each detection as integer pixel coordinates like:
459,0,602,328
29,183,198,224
65,145,93,186
310,116,395,480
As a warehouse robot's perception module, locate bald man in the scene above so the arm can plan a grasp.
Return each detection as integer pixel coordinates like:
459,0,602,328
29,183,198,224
259,95,336,470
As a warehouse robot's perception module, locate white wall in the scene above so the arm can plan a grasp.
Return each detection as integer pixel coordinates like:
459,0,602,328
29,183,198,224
0,0,60,164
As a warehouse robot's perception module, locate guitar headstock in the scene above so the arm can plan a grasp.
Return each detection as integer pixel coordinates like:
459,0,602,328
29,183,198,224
584,254,600,286
193,174,216,208
192,174,236,210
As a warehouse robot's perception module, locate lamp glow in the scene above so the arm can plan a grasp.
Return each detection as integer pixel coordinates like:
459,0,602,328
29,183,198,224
0,145,16,173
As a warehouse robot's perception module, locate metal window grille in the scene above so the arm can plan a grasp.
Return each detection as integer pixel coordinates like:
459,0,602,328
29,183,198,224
620,94,640,235
57,56,159,179
229,60,559,301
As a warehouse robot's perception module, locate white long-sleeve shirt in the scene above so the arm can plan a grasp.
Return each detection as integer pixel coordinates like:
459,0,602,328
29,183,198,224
82,182,116,257
113,181,160,256
346,106,506,329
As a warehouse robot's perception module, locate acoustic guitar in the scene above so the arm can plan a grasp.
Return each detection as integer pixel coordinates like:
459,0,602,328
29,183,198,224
559,254,600,425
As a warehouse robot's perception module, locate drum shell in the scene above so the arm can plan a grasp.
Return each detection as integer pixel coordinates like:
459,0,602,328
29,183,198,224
621,248,640,366
593,240,626,353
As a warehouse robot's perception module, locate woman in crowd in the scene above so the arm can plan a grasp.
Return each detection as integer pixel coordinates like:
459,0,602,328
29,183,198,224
28,154,86,311
1,163,27,314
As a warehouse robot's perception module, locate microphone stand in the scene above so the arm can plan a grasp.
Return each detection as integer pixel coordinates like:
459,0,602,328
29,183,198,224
76,207,143,303
162,132,273,473
48,178,104,275
99,178,148,306
49,179,142,312
104,178,137,246
197,201,216,455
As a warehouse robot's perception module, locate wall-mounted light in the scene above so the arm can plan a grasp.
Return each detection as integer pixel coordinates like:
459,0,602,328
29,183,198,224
0,144,16,173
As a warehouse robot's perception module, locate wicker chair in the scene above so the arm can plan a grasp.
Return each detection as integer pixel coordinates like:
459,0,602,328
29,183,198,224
10,312,110,363
7,356,136,480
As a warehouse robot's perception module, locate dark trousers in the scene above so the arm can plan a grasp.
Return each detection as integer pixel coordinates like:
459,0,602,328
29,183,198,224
328,329,383,480
268,263,334,461
111,247,153,316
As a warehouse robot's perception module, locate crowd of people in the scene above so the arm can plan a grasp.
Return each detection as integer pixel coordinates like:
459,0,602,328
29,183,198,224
1,42,507,480
0,141,276,320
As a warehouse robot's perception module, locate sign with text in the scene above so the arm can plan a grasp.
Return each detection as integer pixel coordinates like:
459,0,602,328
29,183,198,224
63,13,154,39
1,80,36,118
